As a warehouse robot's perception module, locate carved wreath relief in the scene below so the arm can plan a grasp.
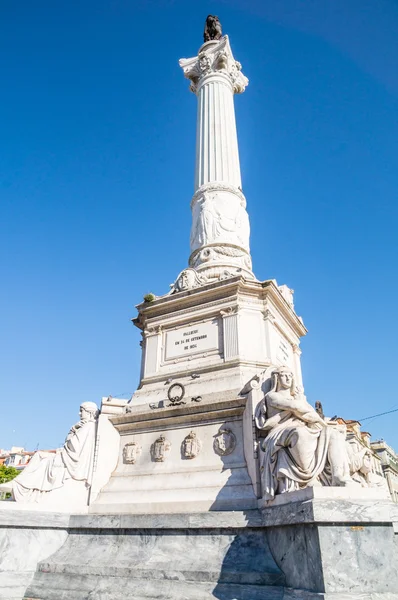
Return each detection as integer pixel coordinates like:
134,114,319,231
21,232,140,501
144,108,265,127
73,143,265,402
182,431,202,459
151,434,171,462
123,441,142,465
213,428,236,456
167,382,186,405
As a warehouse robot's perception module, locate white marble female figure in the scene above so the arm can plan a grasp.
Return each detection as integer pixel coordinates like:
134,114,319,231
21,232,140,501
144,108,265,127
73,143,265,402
8,402,99,503
255,366,354,500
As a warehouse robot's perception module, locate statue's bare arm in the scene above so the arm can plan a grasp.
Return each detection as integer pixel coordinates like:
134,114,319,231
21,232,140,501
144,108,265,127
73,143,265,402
266,392,325,425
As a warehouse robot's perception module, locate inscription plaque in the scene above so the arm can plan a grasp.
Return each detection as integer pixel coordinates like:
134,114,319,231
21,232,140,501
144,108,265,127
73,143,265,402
165,319,219,360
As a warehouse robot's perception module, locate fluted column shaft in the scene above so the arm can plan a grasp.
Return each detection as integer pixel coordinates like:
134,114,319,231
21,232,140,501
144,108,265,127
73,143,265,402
195,73,241,191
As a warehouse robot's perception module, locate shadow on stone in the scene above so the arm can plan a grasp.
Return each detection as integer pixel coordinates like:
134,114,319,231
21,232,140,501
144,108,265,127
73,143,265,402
209,436,285,599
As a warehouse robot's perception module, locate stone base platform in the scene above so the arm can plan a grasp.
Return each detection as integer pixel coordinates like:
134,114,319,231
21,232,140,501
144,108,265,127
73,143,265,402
19,511,286,600
1,491,398,600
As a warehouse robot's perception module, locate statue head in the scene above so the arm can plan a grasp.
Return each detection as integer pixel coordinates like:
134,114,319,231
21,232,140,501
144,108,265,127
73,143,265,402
79,402,99,422
204,15,222,42
206,14,217,24
270,366,295,395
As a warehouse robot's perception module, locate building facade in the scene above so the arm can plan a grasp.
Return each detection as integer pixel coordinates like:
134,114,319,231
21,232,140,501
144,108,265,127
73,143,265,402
371,440,398,503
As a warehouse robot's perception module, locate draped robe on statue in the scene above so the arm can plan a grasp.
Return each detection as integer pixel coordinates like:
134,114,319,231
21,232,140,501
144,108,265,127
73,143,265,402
255,406,332,500
11,418,97,503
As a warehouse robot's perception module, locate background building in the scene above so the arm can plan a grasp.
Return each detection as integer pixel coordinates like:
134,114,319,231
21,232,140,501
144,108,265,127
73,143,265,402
371,440,398,503
0,447,34,471
0,447,56,472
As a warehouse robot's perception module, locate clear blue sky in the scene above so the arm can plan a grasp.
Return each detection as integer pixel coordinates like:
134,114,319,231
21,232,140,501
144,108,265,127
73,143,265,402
1,0,397,450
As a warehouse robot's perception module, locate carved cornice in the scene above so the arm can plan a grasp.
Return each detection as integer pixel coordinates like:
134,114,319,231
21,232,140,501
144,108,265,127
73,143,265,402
143,297,238,326
135,278,306,339
144,325,162,337
179,36,248,95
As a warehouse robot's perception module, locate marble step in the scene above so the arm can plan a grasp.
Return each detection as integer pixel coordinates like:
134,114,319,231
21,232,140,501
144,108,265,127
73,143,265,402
23,521,285,599
24,574,285,600
34,561,284,586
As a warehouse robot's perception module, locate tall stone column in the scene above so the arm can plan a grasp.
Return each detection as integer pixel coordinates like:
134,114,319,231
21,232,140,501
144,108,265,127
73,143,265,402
178,36,255,290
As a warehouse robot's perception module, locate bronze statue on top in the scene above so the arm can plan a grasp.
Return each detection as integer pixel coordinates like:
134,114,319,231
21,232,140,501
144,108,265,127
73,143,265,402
204,15,222,42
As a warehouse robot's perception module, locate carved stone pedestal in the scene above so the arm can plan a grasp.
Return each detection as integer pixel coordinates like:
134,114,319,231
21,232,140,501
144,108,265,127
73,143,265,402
90,276,306,515
91,395,258,514
2,502,397,600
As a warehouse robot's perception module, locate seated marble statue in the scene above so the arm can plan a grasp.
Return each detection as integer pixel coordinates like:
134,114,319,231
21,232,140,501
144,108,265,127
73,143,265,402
346,435,389,491
5,402,99,503
255,366,355,500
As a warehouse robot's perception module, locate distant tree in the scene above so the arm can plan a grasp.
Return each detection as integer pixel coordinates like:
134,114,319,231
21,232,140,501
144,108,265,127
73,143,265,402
0,465,19,484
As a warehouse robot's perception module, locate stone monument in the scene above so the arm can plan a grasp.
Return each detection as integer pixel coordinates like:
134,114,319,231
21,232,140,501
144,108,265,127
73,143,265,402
0,17,397,600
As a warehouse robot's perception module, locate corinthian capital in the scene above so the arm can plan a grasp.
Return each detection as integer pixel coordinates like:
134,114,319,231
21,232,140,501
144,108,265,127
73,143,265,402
179,35,249,94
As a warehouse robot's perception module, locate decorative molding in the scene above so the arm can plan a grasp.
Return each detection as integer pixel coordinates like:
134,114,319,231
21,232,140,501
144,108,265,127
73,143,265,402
263,309,276,323
179,36,248,95
220,306,239,317
171,268,208,294
240,374,261,395
145,325,162,337
190,244,251,268
191,182,246,209
137,277,246,320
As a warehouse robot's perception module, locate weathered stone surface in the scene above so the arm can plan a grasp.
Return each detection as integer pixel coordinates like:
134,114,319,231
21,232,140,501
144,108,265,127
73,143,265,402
25,576,286,600
0,506,70,527
262,492,398,596
0,573,33,600
284,592,398,599
0,505,397,599
0,526,68,600
261,487,396,526
267,522,398,595
24,525,285,600
70,509,263,529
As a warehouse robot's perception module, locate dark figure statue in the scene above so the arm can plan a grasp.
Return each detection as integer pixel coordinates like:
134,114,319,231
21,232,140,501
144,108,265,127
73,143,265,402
315,401,325,420
204,15,222,42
